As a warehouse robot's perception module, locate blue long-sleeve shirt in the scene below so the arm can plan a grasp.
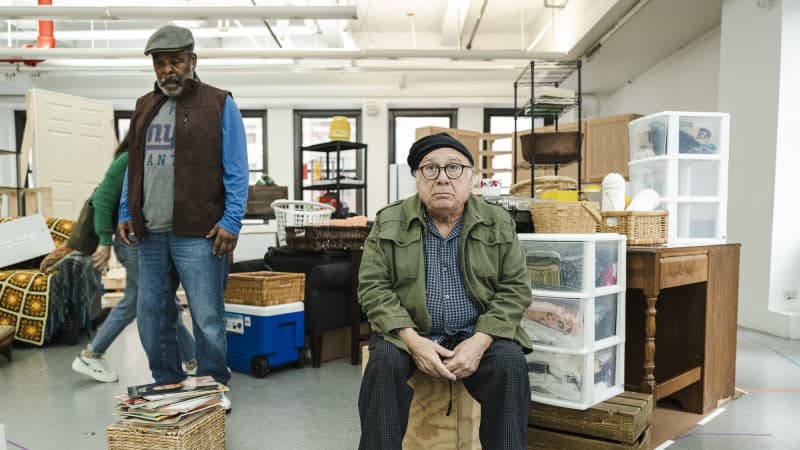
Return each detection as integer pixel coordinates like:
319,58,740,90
119,95,249,235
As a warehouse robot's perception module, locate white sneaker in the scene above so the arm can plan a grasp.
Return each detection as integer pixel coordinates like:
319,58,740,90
220,393,231,413
183,359,197,376
72,354,119,383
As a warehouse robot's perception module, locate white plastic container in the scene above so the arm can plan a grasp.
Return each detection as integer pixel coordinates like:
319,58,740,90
628,112,729,244
522,293,623,351
629,111,729,161
518,233,626,410
526,343,625,410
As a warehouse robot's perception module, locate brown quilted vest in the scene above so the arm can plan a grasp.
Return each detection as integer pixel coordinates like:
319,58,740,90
126,78,230,237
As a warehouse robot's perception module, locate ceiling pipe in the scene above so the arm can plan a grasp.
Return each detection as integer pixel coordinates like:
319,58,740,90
0,47,564,60
583,0,650,60
465,0,489,50
34,0,55,49
1,0,55,67
0,6,358,21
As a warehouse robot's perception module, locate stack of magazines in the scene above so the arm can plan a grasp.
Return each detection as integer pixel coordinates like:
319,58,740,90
114,376,227,426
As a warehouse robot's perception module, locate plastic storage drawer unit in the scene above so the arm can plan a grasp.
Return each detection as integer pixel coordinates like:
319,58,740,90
224,302,305,377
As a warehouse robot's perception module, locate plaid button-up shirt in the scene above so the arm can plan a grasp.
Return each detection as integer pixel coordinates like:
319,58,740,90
424,213,480,347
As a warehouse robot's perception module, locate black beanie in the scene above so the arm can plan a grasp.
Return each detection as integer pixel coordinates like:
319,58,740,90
407,133,474,175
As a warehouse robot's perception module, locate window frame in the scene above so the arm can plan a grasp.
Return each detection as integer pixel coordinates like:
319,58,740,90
387,108,458,166
293,109,363,205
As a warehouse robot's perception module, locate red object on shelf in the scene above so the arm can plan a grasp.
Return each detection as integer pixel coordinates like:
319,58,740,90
319,193,338,209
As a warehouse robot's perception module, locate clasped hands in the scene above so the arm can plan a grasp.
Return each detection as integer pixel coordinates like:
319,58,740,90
398,329,493,380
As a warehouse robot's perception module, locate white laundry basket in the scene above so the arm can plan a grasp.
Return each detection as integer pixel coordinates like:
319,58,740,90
271,200,335,247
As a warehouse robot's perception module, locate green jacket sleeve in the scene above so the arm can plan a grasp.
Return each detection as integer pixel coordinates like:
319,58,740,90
92,152,128,246
357,219,418,339
473,222,531,344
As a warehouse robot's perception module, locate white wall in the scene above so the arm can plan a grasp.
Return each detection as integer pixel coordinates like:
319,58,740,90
598,27,721,117
598,0,800,338
769,0,800,323
718,0,794,337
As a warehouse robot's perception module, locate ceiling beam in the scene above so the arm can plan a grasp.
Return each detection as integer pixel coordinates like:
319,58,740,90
440,0,476,47
0,47,563,60
0,6,358,21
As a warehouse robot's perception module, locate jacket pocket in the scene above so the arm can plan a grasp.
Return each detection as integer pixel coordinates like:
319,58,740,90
378,224,421,279
467,225,514,278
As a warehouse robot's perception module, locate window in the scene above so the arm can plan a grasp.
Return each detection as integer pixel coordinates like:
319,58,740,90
114,110,267,186
114,111,131,142
483,109,547,189
294,110,362,214
241,110,268,185
389,109,457,166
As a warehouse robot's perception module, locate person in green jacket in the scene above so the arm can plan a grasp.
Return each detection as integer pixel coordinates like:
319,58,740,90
70,142,196,383
358,133,531,450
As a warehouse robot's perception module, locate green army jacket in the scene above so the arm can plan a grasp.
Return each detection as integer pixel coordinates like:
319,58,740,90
358,194,532,353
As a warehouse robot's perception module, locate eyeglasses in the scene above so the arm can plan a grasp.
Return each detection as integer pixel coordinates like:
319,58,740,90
418,163,472,180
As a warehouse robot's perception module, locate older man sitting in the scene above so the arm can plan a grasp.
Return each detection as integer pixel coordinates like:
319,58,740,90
358,133,532,450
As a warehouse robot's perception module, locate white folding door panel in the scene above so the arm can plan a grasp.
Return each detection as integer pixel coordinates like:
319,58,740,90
29,89,115,219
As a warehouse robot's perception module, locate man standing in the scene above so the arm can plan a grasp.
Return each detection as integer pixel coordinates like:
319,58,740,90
358,133,531,449
118,24,248,412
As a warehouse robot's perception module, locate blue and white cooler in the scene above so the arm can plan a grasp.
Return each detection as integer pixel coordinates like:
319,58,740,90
224,302,305,377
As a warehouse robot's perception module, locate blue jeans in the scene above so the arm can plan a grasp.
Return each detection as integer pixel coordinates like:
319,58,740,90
136,232,230,385
89,239,195,363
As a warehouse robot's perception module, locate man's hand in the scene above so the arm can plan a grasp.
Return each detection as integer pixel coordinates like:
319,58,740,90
39,244,72,273
206,224,238,257
92,245,112,270
117,221,137,247
443,332,494,379
397,328,456,380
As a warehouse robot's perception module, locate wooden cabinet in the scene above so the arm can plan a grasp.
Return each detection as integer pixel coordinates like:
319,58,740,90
585,113,640,181
513,113,641,185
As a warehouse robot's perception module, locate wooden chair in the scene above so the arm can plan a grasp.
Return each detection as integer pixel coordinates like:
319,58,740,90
361,346,481,450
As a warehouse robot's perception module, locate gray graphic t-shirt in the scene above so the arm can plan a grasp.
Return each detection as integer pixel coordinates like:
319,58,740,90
142,99,177,233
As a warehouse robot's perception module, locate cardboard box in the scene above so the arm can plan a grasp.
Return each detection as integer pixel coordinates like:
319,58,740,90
0,214,55,268
313,323,371,363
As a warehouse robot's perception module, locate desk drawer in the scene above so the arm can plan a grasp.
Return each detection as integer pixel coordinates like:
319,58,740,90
659,254,708,289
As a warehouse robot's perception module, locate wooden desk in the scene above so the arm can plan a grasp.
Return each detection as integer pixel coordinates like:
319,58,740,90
625,243,740,414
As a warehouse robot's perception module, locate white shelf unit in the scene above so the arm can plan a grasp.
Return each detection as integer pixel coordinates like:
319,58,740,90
628,111,730,244
518,233,626,410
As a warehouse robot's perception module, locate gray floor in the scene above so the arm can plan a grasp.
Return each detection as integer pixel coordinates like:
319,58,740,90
0,323,798,450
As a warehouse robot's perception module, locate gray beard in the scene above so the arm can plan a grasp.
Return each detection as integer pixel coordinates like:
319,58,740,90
157,69,193,98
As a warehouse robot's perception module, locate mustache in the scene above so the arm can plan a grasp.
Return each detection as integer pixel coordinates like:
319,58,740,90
158,76,183,86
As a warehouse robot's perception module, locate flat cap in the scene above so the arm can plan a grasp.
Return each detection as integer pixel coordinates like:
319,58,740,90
144,24,195,56
407,133,474,174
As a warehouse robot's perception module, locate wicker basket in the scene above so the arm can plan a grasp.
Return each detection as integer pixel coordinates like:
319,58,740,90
107,406,225,450
285,226,370,252
271,200,334,247
510,176,578,198
224,271,305,306
530,200,601,234
598,210,668,245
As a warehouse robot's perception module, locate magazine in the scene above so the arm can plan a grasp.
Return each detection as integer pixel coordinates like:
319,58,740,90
126,375,220,398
